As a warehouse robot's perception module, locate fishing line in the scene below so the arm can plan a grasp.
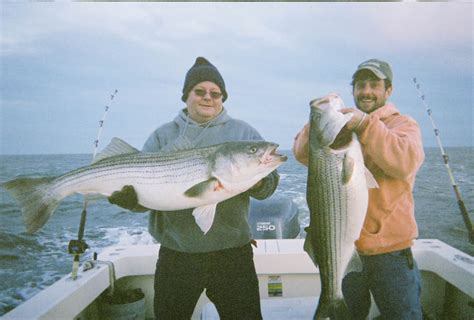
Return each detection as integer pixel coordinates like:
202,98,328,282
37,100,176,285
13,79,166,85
69,89,119,280
413,78,473,244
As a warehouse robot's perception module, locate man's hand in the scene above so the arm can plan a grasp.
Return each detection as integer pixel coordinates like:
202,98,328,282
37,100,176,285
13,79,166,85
108,185,139,210
340,108,368,131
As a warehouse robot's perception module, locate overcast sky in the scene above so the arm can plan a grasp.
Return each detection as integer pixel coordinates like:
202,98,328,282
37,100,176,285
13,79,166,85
1,2,472,154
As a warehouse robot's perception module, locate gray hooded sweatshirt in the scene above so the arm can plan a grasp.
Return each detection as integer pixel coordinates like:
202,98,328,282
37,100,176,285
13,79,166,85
142,108,279,253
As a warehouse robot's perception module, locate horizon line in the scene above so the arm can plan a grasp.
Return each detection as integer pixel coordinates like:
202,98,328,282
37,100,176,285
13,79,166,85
1,145,473,157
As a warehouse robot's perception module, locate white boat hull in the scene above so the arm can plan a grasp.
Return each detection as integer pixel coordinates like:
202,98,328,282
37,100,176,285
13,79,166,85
2,239,473,320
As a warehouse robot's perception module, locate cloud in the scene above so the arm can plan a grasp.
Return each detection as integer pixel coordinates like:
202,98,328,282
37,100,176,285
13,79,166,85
0,2,471,153
374,4,471,48
0,7,60,56
2,3,471,58
326,5,469,51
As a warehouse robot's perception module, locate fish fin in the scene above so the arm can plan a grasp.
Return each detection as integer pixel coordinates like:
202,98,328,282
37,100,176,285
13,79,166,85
184,177,223,198
365,167,379,189
344,249,363,276
314,296,331,319
192,203,218,234
82,193,107,202
2,177,61,233
303,226,319,266
342,154,355,184
92,137,139,164
314,297,349,320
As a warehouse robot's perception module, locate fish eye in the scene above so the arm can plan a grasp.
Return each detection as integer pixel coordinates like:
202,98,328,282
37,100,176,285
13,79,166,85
249,146,257,154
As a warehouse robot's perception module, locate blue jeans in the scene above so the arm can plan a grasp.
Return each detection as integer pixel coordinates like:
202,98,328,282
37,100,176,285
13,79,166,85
342,248,423,320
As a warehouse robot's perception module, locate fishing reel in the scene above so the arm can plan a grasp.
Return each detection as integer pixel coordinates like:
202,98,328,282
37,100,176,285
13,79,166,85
68,239,89,255
68,239,89,280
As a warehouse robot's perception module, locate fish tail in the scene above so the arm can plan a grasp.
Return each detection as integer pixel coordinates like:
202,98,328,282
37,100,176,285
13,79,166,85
2,177,61,233
314,298,349,320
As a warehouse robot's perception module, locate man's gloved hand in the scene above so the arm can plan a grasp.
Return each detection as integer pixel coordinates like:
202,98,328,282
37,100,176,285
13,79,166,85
108,185,139,210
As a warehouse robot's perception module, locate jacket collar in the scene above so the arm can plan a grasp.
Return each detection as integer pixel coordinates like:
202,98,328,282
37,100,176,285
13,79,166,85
371,102,400,120
174,107,230,128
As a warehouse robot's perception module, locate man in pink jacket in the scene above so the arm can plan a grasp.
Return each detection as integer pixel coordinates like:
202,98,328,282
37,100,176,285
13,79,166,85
293,59,425,319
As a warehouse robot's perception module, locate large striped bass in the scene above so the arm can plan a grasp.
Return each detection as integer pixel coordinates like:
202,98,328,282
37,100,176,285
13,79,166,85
304,93,377,319
3,138,286,234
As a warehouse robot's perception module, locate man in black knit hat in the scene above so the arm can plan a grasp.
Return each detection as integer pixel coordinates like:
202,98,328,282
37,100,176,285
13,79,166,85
109,57,279,319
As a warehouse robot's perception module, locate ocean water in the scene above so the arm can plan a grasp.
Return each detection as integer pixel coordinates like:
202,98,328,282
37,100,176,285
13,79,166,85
0,147,473,315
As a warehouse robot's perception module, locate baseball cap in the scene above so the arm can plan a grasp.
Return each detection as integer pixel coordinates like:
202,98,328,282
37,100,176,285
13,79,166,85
352,59,393,82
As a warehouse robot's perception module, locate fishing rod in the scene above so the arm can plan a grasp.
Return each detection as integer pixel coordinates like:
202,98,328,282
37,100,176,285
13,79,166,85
413,78,473,244
69,89,119,280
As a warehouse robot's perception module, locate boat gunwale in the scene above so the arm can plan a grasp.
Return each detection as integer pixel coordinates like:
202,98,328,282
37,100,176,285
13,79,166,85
2,239,473,319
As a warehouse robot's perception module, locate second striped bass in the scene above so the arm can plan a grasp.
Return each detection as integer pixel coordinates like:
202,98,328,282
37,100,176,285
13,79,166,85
3,138,287,234
304,93,378,319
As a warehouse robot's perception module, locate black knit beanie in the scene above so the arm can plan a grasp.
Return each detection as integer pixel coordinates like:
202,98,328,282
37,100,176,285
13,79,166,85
181,57,228,102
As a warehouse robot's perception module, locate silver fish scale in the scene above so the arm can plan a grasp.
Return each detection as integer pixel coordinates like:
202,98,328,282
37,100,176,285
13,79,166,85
308,149,348,301
52,150,212,193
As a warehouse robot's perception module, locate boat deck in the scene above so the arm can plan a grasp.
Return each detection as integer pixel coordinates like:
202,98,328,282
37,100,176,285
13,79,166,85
1,239,473,320
202,296,318,319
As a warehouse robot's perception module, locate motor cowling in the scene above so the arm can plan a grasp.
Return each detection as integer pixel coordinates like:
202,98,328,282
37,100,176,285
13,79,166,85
249,197,300,239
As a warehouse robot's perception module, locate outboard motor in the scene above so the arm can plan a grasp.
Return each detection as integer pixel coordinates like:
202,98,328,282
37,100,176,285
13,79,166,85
248,197,300,239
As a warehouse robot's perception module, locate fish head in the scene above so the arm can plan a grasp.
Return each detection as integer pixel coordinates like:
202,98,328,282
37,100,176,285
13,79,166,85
310,93,344,112
212,141,287,185
309,93,353,147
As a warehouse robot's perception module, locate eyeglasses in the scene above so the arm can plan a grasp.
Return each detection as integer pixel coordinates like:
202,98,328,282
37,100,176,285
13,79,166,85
193,88,223,100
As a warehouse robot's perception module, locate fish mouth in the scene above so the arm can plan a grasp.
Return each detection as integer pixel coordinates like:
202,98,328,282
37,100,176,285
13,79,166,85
260,144,287,165
310,93,342,109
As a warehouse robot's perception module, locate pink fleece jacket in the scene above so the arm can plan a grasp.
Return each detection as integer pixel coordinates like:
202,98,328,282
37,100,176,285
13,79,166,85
293,103,425,255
